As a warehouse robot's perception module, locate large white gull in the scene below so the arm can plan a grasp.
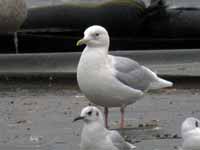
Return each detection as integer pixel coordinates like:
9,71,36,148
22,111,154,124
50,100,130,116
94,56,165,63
77,25,173,128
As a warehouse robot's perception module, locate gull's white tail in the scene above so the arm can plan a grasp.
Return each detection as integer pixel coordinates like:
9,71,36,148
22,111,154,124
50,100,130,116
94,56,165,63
126,142,136,149
150,77,173,90
142,66,173,90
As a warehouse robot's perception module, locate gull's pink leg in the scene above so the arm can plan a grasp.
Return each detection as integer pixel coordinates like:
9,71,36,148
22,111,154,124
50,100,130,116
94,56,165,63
104,107,109,128
120,107,125,128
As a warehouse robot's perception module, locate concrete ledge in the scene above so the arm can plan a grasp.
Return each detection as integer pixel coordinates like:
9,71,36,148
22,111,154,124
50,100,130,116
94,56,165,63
0,49,199,77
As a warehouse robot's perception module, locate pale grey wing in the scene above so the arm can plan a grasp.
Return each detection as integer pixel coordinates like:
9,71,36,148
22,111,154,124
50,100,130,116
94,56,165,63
110,55,155,91
109,130,136,150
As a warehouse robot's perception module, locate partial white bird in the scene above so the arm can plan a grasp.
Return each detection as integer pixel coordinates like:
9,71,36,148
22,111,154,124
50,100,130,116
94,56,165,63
181,117,200,150
76,25,173,128
73,106,136,150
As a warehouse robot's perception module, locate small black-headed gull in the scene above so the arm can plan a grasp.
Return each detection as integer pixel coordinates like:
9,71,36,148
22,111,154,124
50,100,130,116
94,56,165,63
73,106,136,150
181,117,200,150
77,25,173,128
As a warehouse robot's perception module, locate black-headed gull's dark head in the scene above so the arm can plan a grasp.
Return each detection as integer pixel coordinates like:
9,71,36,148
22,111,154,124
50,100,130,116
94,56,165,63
73,106,104,125
181,117,200,137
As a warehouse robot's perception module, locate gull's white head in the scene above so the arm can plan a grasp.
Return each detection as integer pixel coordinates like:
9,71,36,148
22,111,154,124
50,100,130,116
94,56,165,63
73,106,104,125
181,117,200,137
76,25,110,48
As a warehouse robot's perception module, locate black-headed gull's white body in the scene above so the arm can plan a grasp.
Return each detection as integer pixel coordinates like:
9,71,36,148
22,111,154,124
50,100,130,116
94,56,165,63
74,106,136,150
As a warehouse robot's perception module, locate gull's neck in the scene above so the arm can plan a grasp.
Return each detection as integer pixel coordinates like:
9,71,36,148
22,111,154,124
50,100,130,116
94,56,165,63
78,44,110,71
82,121,108,137
82,45,109,64
85,45,109,55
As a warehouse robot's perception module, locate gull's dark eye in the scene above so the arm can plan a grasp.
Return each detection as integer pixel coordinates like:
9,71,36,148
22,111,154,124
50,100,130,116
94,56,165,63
95,33,99,37
195,121,199,127
87,111,92,116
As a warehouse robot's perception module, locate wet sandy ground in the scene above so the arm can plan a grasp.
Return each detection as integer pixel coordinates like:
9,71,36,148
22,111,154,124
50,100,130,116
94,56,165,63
0,78,199,150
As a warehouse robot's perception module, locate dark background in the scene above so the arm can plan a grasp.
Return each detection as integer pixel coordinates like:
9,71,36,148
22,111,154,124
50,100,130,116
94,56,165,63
2,0,200,54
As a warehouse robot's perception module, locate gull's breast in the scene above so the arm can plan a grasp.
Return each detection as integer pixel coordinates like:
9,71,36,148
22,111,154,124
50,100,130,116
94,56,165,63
77,51,143,107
